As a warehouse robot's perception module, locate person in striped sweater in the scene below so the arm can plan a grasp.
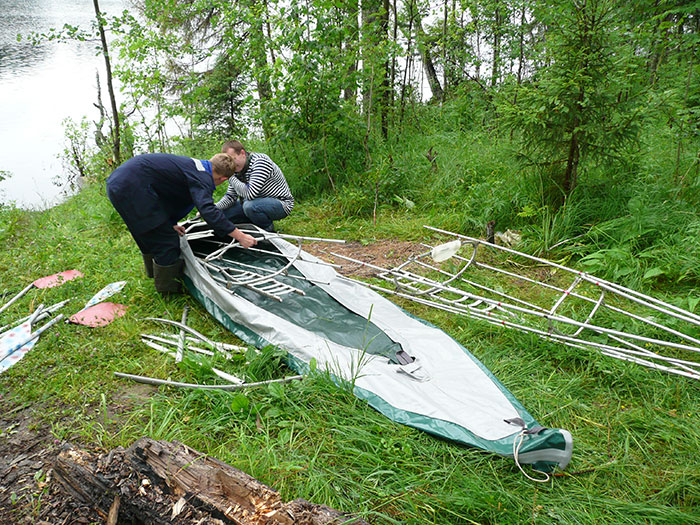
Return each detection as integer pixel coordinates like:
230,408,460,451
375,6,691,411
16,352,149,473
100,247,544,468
215,140,294,232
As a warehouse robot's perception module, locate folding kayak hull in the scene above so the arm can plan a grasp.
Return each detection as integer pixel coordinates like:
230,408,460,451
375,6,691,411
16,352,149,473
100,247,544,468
181,235,573,473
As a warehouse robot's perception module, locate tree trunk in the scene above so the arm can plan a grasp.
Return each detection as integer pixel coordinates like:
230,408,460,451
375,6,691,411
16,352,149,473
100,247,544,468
53,438,368,525
361,0,391,138
380,0,391,139
491,3,501,87
399,0,415,124
93,0,120,165
249,0,274,140
343,0,360,102
563,89,584,195
514,1,527,104
414,10,444,101
442,0,448,94
361,0,375,115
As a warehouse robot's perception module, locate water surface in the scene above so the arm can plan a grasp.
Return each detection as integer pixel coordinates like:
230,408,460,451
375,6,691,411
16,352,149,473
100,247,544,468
0,0,125,209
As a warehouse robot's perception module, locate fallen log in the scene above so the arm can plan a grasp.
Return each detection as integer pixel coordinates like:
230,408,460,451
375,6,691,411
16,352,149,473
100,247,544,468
53,438,367,524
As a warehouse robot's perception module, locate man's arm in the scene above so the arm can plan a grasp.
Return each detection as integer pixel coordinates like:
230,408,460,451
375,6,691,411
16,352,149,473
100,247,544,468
215,183,238,210
188,178,257,249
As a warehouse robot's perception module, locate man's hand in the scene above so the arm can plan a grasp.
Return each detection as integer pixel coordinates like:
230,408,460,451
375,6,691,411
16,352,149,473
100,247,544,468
230,228,257,249
173,224,186,236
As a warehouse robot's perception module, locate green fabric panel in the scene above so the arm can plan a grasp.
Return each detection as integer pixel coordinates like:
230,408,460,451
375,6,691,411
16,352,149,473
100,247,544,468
190,239,403,361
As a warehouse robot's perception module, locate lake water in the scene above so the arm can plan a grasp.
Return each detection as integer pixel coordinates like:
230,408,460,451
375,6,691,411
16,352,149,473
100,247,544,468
0,0,125,209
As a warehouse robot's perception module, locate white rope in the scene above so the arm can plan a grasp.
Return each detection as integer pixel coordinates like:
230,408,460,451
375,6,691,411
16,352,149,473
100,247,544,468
513,430,551,483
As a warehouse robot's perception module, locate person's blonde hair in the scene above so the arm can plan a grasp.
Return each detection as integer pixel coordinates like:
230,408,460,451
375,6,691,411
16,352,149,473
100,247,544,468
210,153,235,178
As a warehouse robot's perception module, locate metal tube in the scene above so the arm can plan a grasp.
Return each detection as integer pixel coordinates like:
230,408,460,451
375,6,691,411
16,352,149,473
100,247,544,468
142,317,221,351
450,254,700,347
155,332,246,353
0,299,70,335
114,372,303,390
0,314,64,363
427,243,700,346
238,229,346,244
341,277,700,380
371,259,700,354
142,334,229,358
0,283,34,317
176,305,189,363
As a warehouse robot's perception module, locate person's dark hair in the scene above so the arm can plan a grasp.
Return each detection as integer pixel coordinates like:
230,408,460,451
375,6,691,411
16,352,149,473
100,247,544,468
221,140,244,154
210,153,235,178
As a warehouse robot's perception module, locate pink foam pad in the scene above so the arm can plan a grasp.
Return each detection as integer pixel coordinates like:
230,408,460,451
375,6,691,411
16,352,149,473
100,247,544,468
33,270,84,289
69,302,127,327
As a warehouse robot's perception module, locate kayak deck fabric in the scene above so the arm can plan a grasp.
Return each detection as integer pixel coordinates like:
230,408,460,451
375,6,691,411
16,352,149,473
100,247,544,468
182,232,573,472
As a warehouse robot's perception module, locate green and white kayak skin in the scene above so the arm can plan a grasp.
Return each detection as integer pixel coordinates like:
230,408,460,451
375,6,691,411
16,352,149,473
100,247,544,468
181,234,573,474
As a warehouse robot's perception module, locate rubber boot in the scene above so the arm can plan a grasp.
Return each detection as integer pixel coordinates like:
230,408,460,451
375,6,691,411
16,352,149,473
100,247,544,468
153,259,184,294
142,253,154,278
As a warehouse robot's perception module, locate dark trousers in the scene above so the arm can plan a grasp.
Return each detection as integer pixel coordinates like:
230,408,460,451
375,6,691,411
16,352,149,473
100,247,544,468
128,222,181,266
222,198,287,232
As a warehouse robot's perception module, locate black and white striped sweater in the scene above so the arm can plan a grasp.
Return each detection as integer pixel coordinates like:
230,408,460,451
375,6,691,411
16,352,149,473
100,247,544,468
215,152,294,214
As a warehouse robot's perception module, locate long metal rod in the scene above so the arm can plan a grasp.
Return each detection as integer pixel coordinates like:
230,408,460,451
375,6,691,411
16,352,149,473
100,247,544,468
142,339,245,385
142,334,242,359
114,372,303,390
155,332,246,352
176,305,189,363
143,317,224,352
182,219,347,245
238,229,346,244
211,368,245,385
342,273,700,373
195,253,330,286
394,257,549,313
207,269,283,302
0,283,34,317
428,244,700,347
473,251,700,347
0,314,65,363
216,239,302,287
142,335,213,357
204,238,240,261
197,238,342,269
0,299,70,336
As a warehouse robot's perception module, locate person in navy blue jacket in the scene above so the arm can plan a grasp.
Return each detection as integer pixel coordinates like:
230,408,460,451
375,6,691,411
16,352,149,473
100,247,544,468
106,153,257,293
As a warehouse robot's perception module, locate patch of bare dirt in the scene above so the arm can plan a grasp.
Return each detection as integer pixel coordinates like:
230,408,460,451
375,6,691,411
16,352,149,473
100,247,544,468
304,239,425,278
0,398,96,524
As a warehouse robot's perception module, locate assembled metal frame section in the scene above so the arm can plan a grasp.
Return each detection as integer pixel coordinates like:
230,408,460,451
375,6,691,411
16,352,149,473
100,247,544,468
180,228,573,473
330,225,700,381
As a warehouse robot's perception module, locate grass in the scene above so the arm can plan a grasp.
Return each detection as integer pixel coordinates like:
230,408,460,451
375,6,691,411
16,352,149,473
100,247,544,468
1,180,699,524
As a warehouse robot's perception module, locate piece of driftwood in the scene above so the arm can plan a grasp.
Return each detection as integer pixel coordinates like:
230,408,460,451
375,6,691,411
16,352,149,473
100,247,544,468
53,438,366,525
53,445,179,524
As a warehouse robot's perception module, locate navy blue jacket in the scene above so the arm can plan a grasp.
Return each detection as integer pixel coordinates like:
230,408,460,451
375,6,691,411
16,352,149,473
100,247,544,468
106,153,236,236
